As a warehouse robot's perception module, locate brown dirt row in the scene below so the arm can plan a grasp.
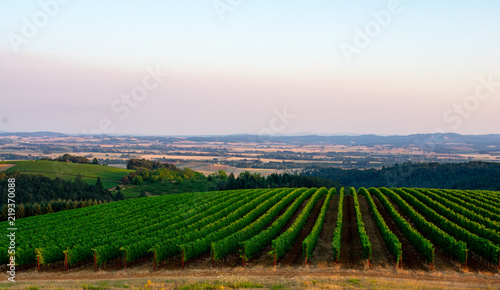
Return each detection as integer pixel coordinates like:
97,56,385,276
382,192,465,272
11,190,499,282
387,192,498,273
312,193,340,266
202,189,308,269
340,195,363,268
246,195,312,267
371,194,428,271
357,195,392,267
278,194,327,265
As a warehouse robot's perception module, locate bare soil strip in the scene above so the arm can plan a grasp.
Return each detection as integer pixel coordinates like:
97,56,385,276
386,193,497,273
279,194,326,265
312,193,339,266
246,196,312,267
372,194,427,271
358,195,392,267
0,163,15,172
340,195,363,268
383,194,466,272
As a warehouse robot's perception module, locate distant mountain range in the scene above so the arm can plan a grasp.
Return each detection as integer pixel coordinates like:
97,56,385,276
0,131,69,137
185,133,500,154
1,131,499,154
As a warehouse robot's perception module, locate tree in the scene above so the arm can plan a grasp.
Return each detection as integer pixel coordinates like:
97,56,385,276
183,168,195,180
45,204,54,214
65,200,73,210
140,190,147,198
121,176,130,185
33,203,43,216
92,158,99,165
141,170,150,181
0,205,7,221
218,170,228,180
115,190,125,201
132,175,144,185
94,177,104,193
17,204,25,219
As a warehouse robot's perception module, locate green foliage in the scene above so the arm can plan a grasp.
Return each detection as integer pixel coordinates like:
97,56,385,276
439,189,500,221
352,187,372,261
332,188,345,262
406,188,500,244
369,188,435,264
218,170,228,180
122,189,261,264
271,188,328,259
302,188,335,259
211,188,308,261
180,188,295,261
420,189,500,232
386,187,471,264
151,189,273,263
240,188,318,260
306,161,500,190
3,187,500,269
5,160,132,188
126,158,180,171
132,175,143,185
396,188,500,265
359,187,402,266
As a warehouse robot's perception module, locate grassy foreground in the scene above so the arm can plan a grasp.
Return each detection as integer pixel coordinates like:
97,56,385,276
3,269,499,290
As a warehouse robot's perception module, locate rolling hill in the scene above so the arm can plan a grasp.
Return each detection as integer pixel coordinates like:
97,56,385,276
1,160,133,189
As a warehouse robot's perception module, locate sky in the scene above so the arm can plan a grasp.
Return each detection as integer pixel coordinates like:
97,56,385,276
0,0,499,136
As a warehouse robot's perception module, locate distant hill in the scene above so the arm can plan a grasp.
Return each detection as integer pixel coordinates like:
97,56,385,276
185,132,500,145
0,131,68,137
1,132,499,154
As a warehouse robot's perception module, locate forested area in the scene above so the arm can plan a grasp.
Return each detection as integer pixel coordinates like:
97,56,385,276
305,161,500,190
0,171,114,220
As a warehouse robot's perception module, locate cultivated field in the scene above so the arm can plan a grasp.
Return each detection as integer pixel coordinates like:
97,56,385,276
3,187,500,288
1,161,133,189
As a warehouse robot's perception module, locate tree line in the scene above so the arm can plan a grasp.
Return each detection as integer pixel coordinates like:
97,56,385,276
0,172,114,206
304,161,500,190
41,153,99,164
216,171,341,190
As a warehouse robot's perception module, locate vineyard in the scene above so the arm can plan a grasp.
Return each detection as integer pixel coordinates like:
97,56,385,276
3,187,500,273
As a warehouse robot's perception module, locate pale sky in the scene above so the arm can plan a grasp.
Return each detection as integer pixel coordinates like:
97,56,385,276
1,0,499,135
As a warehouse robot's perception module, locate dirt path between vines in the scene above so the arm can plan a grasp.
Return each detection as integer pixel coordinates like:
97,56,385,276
278,194,326,265
340,195,363,268
382,193,462,272
312,193,339,266
372,194,429,271
358,195,392,268
247,196,311,267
